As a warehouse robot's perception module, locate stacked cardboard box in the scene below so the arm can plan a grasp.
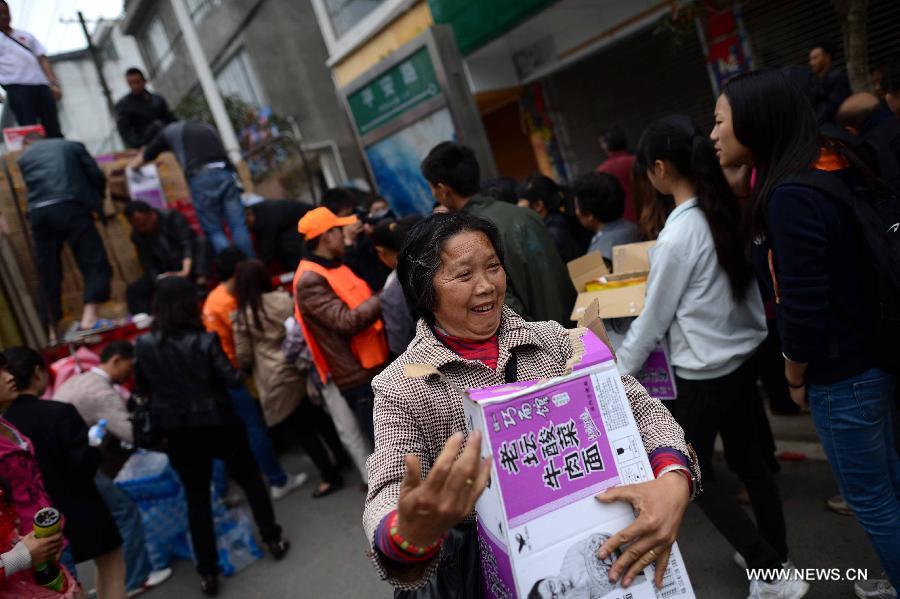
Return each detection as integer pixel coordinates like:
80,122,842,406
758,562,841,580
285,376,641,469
0,149,187,327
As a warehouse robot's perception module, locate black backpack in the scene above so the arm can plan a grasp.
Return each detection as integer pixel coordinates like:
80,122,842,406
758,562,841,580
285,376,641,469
783,168,900,373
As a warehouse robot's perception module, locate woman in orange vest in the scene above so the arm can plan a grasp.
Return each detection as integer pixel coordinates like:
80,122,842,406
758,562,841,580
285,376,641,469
293,207,389,444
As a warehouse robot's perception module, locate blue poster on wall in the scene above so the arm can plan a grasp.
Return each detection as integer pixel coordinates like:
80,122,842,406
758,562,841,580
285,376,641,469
364,108,456,216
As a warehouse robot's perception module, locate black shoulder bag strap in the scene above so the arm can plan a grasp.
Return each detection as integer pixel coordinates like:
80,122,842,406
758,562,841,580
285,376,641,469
2,31,44,71
503,349,518,384
3,31,37,56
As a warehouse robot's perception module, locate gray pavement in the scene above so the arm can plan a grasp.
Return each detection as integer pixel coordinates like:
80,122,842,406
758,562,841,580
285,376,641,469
79,410,884,598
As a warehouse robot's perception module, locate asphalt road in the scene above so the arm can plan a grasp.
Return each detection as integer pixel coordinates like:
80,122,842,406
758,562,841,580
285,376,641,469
78,411,883,598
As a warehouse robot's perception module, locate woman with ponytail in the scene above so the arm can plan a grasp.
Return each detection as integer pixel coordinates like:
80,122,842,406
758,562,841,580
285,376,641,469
618,116,808,599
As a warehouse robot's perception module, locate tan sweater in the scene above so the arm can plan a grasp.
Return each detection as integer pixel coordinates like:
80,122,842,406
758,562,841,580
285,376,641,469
54,370,133,444
233,290,306,427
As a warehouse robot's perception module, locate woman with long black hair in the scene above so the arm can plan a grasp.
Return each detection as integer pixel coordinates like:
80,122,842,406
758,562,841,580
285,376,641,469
233,259,348,499
616,116,807,599
134,276,290,596
712,68,900,595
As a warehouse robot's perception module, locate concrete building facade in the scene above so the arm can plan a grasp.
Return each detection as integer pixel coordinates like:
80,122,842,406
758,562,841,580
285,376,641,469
121,0,367,189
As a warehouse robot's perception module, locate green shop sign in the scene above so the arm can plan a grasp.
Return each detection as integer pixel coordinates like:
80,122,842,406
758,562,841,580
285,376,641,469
347,47,441,136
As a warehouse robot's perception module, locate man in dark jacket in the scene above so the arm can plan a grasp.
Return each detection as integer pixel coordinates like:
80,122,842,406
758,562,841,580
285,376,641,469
521,174,583,263
320,187,391,291
421,142,576,325
123,200,210,314
809,42,852,125
114,68,176,149
835,92,900,193
244,198,312,271
17,133,112,331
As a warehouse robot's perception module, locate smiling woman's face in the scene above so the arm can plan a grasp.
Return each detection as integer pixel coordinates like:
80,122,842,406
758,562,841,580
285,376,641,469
432,230,506,341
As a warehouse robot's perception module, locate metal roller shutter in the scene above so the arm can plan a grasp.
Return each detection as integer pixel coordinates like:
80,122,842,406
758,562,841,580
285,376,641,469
742,0,900,71
542,22,714,179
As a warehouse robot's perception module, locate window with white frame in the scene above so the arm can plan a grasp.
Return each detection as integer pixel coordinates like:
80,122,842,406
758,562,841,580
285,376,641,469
186,0,223,23
215,50,265,107
323,0,388,39
144,16,174,74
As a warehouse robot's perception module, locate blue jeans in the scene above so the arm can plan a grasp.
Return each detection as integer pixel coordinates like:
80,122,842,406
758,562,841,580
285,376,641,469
228,385,287,488
59,546,78,581
188,169,255,258
808,368,900,588
95,473,153,591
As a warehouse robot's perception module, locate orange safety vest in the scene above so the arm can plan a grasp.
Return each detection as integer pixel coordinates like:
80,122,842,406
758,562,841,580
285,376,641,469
292,259,388,382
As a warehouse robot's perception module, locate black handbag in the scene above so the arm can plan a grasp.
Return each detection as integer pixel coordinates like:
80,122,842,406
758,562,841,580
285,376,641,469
394,523,484,599
130,393,165,450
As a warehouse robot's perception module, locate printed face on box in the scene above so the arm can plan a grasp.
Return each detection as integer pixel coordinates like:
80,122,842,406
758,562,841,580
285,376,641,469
527,533,631,599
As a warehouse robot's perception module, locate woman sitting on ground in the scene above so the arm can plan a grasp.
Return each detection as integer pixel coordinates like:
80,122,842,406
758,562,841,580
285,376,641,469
363,212,699,595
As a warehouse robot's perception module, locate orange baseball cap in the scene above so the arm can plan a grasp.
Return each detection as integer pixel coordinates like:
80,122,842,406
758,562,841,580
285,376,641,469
297,207,358,240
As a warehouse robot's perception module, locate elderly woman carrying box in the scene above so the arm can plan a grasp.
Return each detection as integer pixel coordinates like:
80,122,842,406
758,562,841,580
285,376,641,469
363,212,700,597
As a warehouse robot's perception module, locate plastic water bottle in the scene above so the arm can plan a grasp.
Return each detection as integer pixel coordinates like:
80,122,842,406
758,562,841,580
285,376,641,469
88,419,108,447
32,507,68,592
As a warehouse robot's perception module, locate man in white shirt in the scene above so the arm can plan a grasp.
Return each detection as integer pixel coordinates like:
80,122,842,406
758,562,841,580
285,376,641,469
0,0,62,137
55,341,172,595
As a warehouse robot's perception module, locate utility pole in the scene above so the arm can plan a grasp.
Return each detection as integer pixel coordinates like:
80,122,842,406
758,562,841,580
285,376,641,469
76,11,116,118
169,0,242,168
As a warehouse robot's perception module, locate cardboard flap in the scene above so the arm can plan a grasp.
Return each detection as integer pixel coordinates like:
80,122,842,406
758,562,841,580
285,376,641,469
403,363,468,398
612,240,656,274
570,283,647,321
566,252,609,292
576,299,616,361
403,363,442,379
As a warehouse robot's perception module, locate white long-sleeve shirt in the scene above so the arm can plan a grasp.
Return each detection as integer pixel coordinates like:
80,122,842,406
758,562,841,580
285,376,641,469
617,198,766,380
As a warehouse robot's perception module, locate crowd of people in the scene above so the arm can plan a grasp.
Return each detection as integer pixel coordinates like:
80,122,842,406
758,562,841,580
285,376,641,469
1,8,900,597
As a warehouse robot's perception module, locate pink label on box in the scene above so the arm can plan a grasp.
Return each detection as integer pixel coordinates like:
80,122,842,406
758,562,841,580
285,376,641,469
636,347,676,400
481,375,619,528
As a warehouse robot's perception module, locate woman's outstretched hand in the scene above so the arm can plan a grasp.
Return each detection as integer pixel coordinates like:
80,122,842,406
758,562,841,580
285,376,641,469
595,471,691,588
395,431,492,547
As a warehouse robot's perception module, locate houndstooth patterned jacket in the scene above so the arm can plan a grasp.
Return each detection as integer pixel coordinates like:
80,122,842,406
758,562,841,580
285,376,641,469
363,307,699,590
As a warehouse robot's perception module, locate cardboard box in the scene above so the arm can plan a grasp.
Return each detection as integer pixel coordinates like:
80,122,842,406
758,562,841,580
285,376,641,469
612,241,657,275
568,241,655,321
3,125,44,152
568,242,678,400
460,328,695,599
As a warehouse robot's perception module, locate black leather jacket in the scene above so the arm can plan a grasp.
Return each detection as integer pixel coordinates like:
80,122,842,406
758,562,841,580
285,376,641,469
135,329,243,430
18,139,105,213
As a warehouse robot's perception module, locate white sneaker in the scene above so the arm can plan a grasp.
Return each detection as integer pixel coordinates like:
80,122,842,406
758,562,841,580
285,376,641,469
734,553,796,573
270,472,308,500
748,576,810,599
127,567,173,597
855,577,898,598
